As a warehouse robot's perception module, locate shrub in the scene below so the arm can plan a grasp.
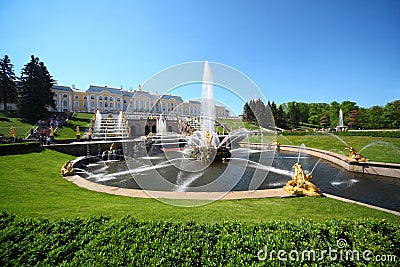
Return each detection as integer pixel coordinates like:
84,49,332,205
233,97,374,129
282,131,400,138
0,142,43,155
0,212,398,266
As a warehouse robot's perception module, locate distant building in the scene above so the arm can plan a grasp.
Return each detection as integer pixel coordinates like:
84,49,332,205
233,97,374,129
50,84,230,118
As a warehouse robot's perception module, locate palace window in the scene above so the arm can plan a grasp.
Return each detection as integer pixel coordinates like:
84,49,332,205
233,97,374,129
90,95,95,100
110,97,113,101
99,96,103,100
74,101,79,107
104,96,108,101
74,95,79,99
63,94,68,98
84,96,87,100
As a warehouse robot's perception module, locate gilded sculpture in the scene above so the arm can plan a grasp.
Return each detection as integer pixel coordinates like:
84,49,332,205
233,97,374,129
345,147,369,162
283,163,321,197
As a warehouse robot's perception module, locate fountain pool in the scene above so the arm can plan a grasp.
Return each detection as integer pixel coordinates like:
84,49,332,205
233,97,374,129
82,149,400,212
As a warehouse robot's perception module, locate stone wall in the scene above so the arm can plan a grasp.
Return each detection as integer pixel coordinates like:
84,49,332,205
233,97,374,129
47,141,124,157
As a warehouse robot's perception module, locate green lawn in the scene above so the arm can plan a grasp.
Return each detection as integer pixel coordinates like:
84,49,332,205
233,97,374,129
216,118,259,130
0,149,398,223
55,112,94,139
277,134,400,164
0,111,35,139
217,119,400,163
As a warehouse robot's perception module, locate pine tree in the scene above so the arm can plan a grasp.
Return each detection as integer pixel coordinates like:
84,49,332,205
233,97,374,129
242,102,256,124
288,102,299,128
18,55,55,122
270,101,277,119
0,55,17,110
276,105,287,129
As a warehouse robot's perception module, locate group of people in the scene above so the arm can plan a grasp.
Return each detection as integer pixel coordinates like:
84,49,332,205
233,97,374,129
34,126,54,146
37,113,68,129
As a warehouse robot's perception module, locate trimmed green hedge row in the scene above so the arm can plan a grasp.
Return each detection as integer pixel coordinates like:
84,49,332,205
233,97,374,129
0,142,43,156
281,131,400,138
1,212,398,266
337,131,400,138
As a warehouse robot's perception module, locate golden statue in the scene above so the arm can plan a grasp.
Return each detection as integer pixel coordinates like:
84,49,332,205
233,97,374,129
283,163,321,197
49,126,54,136
345,147,369,162
109,143,115,151
9,126,16,138
205,130,213,147
88,127,93,140
61,160,74,176
76,126,80,141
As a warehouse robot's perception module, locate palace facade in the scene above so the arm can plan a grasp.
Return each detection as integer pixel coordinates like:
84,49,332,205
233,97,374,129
51,84,230,118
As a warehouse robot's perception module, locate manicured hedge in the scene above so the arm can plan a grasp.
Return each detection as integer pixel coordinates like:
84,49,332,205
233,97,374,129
281,131,400,138
337,131,400,138
0,142,43,156
1,212,398,266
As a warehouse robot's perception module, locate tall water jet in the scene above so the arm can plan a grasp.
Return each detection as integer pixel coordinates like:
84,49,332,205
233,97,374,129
93,110,103,138
156,114,167,135
117,111,123,137
200,61,218,147
336,109,348,132
338,109,344,127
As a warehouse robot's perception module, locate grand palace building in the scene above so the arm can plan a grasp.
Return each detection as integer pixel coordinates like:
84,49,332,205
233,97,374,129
51,84,230,118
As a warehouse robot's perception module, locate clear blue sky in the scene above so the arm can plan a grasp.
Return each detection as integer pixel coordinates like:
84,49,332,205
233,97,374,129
1,0,399,114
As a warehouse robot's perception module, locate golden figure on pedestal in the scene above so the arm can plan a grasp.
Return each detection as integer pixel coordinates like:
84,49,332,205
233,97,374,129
345,147,369,162
205,130,213,147
61,160,74,176
10,126,16,138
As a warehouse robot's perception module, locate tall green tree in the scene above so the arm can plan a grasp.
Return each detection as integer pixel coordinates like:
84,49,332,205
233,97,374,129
287,102,300,128
0,55,17,110
18,55,55,122
320,112,329,128
242,102,256,124
347,109,359,128
296,102,309,124
329,101,340,127
276,105,287,129
382,100,400,128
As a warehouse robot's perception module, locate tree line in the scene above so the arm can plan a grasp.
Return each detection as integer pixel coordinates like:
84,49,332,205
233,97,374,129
243,99,400,130
0,54,55,123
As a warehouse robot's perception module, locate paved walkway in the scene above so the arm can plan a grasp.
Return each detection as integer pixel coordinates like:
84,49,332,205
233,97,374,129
65,175,292,200
65,175,399,216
